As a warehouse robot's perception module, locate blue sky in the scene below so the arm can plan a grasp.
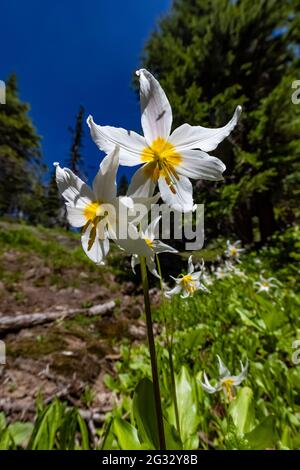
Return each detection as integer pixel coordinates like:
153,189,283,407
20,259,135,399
0,0,171,182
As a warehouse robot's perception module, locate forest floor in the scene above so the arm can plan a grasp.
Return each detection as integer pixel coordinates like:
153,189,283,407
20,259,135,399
0,220,161,422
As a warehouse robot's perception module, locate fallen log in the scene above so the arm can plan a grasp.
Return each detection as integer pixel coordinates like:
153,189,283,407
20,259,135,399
0,300,115,334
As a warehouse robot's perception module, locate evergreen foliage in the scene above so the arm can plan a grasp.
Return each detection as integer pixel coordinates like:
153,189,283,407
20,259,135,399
142,0,300,244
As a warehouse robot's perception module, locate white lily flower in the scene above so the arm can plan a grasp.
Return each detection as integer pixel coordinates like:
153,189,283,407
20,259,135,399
87,69,241,212
116,216,177,278
225,240,244,262
254,275,277,293
214,265,229,280
54,146,124,265
166,256,208,299
201,355,248,401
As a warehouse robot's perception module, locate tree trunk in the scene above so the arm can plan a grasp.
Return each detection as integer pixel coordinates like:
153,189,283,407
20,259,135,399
255,192,277,244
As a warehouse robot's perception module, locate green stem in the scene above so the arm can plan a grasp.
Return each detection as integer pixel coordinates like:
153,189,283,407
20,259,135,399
139,256,166,450
156,254,181,441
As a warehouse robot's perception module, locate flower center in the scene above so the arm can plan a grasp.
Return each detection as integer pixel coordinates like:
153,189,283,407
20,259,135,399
141,137,182,194
84,201,102,222
144,238,154,249
221,378,235,400
229,247,238,256
181,274,196,294
83,201,108,251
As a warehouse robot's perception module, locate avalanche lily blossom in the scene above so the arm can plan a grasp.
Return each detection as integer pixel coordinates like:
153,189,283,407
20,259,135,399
54,147,124,265
201,355,248,401
225,240,244,262
87,69,242,212
254,275,277,293
166,256,208,299
117,216,177,278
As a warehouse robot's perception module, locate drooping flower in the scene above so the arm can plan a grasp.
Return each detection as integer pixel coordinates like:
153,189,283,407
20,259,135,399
87,69,241,212
117,216,177,278
54,147,124,265
201,355,248,400
254,275,277,293
166,256,208,299
225,240,244,262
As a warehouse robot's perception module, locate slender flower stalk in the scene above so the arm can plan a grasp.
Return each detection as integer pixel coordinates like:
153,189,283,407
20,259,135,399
156,254,181,441
139,256,166,450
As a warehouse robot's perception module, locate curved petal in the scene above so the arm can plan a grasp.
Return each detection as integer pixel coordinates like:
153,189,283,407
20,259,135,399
92,146,119,201
152,240,178,254
146,256,160,278
136,69,172,144
201,372,219,394
217,355,231,378
66,206,86,228
158,174,193,213
169,106,242,152
54,163,93,208
81,225,109,265
87,115,146,166
187,255,194,274
144,215,161,240
131,254,139,275
233,359,248,386
177,149,226,180
165,284,182,298
127,165,156,198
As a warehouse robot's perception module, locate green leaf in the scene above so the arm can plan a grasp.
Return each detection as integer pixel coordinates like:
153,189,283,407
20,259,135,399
77,414,90,450
174,366,200,449
113,418,142,450
133,378,159,449
0,429,12,450
245,416,276,450
8,422,33,447
229,387,255,435
0,412,6,432
28,399,63,450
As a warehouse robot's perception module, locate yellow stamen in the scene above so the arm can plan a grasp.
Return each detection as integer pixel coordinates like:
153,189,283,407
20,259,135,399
82,201,108,252
141,137,182,193
221,378,235,400
181,274,197,294
145,238,154,249
84,201,102,222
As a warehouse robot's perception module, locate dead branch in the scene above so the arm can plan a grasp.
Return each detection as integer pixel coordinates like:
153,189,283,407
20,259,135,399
0,300,115,334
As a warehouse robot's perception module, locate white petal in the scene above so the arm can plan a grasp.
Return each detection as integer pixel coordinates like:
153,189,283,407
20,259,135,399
152,240,178,254
201,372,218,394
233,359,248,386
127,165,156,198
116,224,153,257
217,355,231,378
177,149,225,180
169,106,242,152
144,215,161,240
181,290,190,299
158,174,193,213
187,255,194,274
81,225,109,265
136,69,172,144
92,146,119,201
131,254,139,275
146,256,160,278
54,163,93,208
87,115,146,166
165,284,182,298
66,206,86,227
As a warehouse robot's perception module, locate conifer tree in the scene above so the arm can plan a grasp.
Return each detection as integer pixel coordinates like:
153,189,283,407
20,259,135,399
0,74,45,221
67,105,85,179
142,0,300,244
